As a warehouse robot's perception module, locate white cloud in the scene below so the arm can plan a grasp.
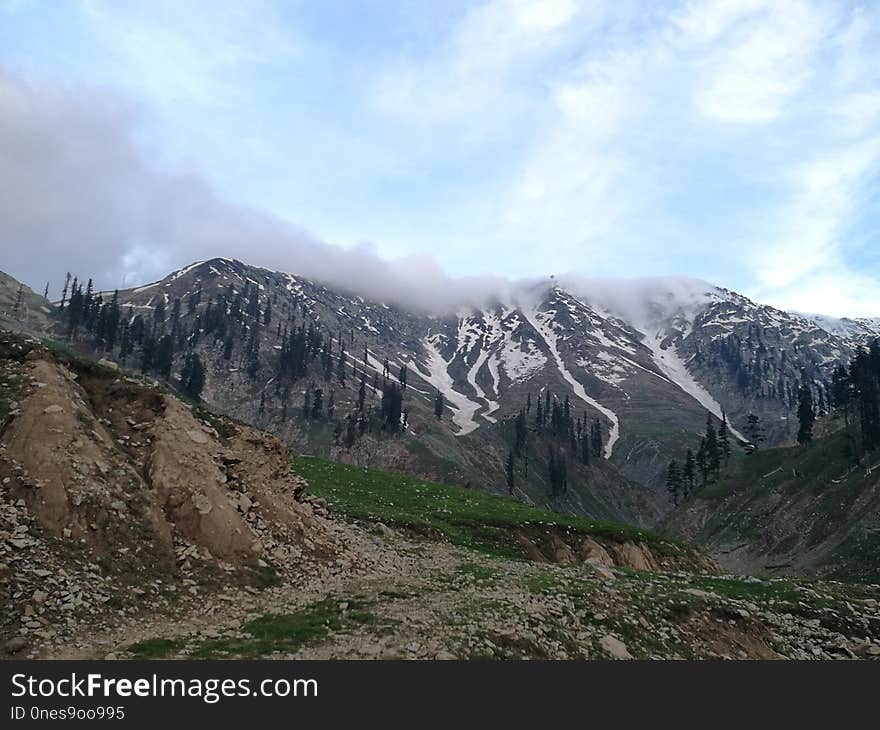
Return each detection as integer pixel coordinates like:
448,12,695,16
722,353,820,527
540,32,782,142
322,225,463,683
695,0,829,124
484,0,880,312
757,267,880,318
370,0,600,135
0,67,513,313
755,133,880,288
672,0,768,42
80,0,297,106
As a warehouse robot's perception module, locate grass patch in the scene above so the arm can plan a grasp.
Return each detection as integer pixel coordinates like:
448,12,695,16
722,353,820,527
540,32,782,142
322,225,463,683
523,568,563,595
245,559,282,590
456,562,500,582
378,589,415,600
190,598,380,659
293,455,683,560
684,575,801,604
127,638,185,659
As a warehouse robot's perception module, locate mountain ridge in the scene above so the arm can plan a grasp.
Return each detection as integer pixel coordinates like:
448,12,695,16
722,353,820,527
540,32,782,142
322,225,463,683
2,259,877,529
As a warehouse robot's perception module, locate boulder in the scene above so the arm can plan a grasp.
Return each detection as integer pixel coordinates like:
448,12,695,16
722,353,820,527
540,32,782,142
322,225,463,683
600,634,633,660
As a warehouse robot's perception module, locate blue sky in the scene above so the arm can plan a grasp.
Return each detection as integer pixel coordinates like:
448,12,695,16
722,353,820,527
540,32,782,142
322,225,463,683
1,0,879,315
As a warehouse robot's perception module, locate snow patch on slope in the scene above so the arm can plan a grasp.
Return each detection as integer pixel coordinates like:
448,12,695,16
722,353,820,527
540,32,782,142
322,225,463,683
522,306,620,459
465,347,499,423
643,331,748,443
416,336,481,436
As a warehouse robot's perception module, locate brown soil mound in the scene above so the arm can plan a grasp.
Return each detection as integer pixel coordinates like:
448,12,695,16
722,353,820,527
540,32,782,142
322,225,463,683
2,342,340,571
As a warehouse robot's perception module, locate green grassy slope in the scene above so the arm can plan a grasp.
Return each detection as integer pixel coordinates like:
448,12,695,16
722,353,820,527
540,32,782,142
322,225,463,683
663,426,880,581
293,455,698,565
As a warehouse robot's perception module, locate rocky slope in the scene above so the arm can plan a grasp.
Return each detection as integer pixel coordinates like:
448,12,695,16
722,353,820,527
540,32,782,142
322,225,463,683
53,530,880,661
0,330,349,655
0,271,56,334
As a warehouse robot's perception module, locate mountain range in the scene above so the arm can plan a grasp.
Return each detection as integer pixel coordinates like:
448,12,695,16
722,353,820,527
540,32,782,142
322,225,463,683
2,258,878,532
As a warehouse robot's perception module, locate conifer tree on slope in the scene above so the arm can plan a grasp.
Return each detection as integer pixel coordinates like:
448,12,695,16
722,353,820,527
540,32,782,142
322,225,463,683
718,410,732,466
704,413,720,480
181,353,206,401
666,460,681,506
683,449,696,498
797,383,815,445
434,389,444,420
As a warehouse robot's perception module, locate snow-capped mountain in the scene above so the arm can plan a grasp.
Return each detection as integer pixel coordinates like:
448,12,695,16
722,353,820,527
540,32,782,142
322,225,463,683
801,314,880,346
16,258,875,527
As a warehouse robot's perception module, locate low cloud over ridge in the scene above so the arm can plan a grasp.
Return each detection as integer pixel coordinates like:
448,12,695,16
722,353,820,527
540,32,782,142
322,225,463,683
0,68,510,314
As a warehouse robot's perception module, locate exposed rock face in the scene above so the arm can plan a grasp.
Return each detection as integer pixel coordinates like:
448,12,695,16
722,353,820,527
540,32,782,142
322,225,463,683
147,396,257,561
607,541,660,572
511,524,716,574
577,537,614,566
3,358,170,550
1,339,341,570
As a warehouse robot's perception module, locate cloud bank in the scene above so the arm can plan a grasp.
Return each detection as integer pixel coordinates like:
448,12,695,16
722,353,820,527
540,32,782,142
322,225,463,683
0,68,510,313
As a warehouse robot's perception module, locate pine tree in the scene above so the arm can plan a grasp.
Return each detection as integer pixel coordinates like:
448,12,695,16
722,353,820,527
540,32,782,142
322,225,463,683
847,347,880,454
12,284,23,319
591,419,603,458
399,364,408,391
581,430,591,466
311,387,324,419
514,408,527,456
666,460,682,506
434,389,444,420
704,413,720,480
696,441,708,486
155,335,174,378
797,383,815,445
153,297,166,327
337,346,346,385
744,413,765,448
506,451,515,495
832,364,851,427
548,446,567,497
60,272,71,311
381,382,403,431
718,410,731,466
357,374,367,413
181,353,206,401
345,414,357,448
683,449,696,498
104,290,121,351
141,335,156,373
